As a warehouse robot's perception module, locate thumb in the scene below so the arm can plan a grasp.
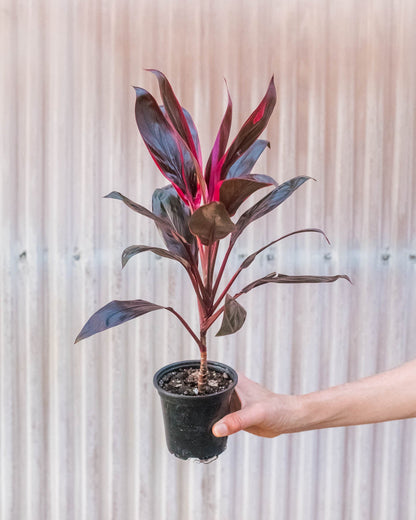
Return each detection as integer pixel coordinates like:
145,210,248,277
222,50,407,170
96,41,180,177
212,406,262,437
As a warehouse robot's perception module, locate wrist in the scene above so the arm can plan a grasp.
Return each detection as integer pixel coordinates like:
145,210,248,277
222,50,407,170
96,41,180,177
284,389,345,434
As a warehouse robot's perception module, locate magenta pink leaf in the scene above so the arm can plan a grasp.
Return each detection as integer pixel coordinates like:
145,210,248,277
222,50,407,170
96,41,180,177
221,77,277,179
134,86,197,203
205,85,233,196
148,69,202,165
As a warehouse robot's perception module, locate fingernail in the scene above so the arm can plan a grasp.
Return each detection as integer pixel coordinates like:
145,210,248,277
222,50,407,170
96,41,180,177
213,422,228,437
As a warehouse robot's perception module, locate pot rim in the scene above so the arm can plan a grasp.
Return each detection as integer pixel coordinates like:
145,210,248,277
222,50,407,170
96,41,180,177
153,359,238,399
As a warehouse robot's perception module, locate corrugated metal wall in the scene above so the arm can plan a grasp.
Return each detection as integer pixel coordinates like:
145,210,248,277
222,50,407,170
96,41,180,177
1,0,415,518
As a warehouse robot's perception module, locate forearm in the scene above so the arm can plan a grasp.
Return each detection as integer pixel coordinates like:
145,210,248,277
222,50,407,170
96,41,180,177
287,359,416,434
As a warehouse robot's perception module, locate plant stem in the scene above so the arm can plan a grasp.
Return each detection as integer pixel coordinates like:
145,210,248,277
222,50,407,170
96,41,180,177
212,240,233,297
188,264,209,304
197,331,208,393
201,305,225,333
165,306,204,350
211,265,243,312
206,241,219,296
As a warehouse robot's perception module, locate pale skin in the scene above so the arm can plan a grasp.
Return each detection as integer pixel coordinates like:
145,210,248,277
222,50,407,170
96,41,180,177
212,359,416,438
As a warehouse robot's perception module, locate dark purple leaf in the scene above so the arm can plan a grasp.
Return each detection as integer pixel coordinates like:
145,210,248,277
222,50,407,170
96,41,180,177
226,139,270,179
238,272,352,296
105,190,192,261
152,185,197,261
75,300,164,342
134,86,197,203
215,295,247,337
218,174,276,216
105,191,173,231
148,69,202,164
205,85,233,196
182,107,202,168
189,202,236,246
121,245,190,269
231,176,312,245
221,77,277,179
240,228,330,269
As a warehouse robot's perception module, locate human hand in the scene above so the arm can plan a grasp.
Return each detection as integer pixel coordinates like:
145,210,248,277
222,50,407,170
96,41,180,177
212,373,302,438
213,360,416,439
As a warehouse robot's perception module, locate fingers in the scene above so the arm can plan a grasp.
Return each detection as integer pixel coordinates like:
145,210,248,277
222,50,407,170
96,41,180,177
212,405,264,437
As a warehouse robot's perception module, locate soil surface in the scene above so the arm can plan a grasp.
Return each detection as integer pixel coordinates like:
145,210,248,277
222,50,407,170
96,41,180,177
158,367,234,396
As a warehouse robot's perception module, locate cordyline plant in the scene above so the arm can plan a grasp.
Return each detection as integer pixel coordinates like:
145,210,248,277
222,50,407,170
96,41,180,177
76,70,350,393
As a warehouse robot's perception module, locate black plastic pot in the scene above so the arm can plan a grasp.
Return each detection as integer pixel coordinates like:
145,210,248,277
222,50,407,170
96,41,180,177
153,360,238,460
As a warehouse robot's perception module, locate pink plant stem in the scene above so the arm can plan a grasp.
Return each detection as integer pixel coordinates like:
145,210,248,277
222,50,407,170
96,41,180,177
205,241,219,298
202,287,247,332
166,306,204,350
189,263,209,301
201,305,225,333
197,238,208,282
212,240,233,296
197,330,208,392
211,265,243,312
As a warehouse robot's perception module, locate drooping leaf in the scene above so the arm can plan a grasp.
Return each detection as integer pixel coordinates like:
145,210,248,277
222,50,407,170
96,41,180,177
231,176,312,245
218,174,276,216
75,299,164,342
189,202,236,246
134,86,197,203
121,245,190,269
148,69,202,164
105,191,176,234
75,298,204,348
205,84,233,196
238,272,352,296
240,228,330,270
221,77,277,179
152,185,197,261
105,190,191,261
216,294,247,337
226,139,270,179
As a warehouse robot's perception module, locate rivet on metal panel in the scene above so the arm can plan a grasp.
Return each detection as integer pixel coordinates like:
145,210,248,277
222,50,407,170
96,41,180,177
409,254,416,263
381,253,390,262
324,252,332,260
73,248,81,261
266,254,274,261
19,251,27,260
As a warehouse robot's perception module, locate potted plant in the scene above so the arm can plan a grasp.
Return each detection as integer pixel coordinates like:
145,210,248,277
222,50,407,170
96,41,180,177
75,70,350,460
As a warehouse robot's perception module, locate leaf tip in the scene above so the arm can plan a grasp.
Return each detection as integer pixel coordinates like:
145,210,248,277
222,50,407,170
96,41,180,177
133,86,148,98
145,67,162,77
